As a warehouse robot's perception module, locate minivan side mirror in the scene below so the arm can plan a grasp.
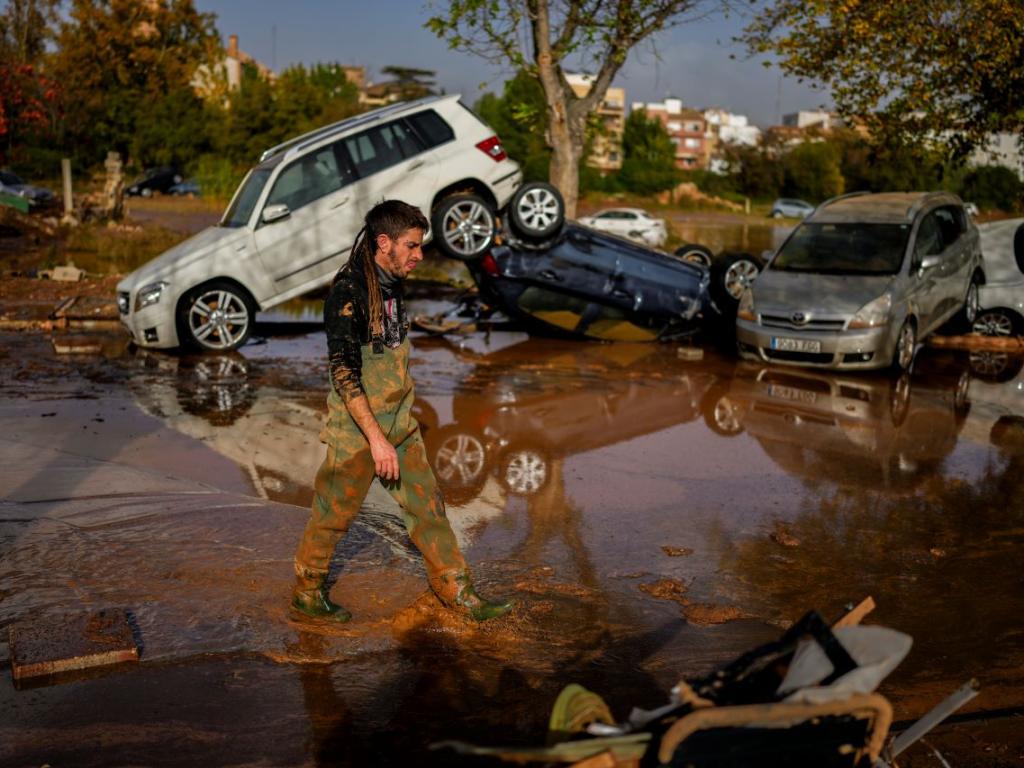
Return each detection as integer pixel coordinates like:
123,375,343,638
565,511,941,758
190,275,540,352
919,254,942,272
261,203,290,224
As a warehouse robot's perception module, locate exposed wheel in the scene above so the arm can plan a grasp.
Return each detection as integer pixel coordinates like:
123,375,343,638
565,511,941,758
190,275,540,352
426,424,489,504
891,319,917,373
711,251,764,308
176,280,256,352
673,243,714,268
969,350,1024,382
499,446,549,496
432,194,496,260
973,308,1022,337
508,181,565,241
945,274,981,333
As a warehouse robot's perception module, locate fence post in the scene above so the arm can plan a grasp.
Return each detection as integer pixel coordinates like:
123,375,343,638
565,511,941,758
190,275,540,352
61,158,73,220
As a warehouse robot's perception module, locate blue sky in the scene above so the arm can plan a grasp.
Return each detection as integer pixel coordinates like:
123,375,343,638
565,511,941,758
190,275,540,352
198,1,830,127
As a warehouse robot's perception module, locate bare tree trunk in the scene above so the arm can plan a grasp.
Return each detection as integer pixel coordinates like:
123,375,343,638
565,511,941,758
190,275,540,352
547,102,585,217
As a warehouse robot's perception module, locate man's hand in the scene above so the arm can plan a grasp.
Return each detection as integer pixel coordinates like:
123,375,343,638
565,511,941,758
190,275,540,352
370,436,399,481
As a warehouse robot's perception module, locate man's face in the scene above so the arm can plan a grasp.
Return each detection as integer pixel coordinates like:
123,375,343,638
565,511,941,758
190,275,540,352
375,227,424,279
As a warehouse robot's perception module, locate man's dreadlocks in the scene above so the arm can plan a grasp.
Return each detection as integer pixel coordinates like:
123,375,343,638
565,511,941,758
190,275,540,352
346,200,428,348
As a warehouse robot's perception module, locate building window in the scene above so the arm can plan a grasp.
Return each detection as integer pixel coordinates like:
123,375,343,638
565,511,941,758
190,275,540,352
684,138,700,149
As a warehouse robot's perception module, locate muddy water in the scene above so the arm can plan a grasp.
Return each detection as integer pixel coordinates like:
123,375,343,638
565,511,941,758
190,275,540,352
1,319,1023,766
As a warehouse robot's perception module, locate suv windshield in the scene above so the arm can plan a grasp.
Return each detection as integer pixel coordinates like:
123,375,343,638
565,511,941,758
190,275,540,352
221,167,272,228
773,222,911,275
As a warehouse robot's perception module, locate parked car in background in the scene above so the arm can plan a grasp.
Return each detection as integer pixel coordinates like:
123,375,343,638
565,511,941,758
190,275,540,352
974,218,1024,337
126,166,183,197
736,191,983,371
577,207,668,247
0,170,55,209
167,179,201,197
769,198,815,219
116,94,525,351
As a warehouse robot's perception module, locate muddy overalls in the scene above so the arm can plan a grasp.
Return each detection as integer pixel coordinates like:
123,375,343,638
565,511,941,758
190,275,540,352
293,336,471,604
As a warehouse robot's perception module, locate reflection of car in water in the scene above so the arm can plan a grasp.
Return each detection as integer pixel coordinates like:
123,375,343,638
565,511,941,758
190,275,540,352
415,339,731,502
727,351,972,490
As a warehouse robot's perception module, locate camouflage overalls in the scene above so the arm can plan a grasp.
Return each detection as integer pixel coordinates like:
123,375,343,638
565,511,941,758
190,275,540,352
293,262,470,604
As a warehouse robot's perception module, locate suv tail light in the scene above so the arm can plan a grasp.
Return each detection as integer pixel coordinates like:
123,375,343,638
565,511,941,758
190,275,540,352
475,136,507,162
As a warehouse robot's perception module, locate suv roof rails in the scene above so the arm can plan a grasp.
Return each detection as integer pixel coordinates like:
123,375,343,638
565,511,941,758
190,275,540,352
816,190,872,210
258,93,452,163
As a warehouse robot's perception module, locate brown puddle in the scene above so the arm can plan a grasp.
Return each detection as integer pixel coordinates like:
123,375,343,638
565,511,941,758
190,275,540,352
1,320,1023,765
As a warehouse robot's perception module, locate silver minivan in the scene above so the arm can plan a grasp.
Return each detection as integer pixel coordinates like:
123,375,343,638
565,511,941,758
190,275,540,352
736,191,983,371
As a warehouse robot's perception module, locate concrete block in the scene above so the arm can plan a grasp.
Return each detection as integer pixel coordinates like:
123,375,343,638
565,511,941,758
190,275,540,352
9,608,139,682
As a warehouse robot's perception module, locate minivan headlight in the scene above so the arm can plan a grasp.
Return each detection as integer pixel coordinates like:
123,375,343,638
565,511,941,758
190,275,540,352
135,281,169,311
737,287,756,321
849,294,892,329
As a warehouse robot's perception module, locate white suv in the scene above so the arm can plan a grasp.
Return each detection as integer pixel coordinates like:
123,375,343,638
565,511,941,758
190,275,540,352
116,94,524,351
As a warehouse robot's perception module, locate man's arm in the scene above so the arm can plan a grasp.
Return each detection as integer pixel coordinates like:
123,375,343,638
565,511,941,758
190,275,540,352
325,275,400,480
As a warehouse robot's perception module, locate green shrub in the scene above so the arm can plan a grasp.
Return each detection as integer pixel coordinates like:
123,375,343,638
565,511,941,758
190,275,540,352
191,154,245,202
957,165,1024,212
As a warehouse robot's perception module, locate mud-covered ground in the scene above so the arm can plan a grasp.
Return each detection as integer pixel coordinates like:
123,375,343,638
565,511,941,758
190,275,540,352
2,199,1023,765
1,306,1023,766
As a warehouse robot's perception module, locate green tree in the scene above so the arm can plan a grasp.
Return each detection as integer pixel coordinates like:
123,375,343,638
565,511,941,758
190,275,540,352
958,166,1024,212
723,142,783,200
618,110,679,195
742,1,1024,152
50,0,219,165
428,0,720,216
782,141,843,202
475,71,550,182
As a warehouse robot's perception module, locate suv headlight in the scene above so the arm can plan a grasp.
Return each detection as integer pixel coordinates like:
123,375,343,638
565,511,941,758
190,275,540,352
849,294,892,329
135,281,169,311
737,287,756,321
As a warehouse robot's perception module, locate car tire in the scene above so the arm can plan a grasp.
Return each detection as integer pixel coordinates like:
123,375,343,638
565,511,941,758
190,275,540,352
432,193,497,261
771,210,783,219
426,424,489,505
673,243,714,268
507,181,565,241
969,350,1024,382
711,251,764,309
891,319,917,373
945,273,982,333
176,280,257,352
973,307,1023,337
141,188,153,198
499,445,550,496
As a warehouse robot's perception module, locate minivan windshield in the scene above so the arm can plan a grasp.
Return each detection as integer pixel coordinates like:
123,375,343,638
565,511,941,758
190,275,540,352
220,167,272,228
772,222,911,275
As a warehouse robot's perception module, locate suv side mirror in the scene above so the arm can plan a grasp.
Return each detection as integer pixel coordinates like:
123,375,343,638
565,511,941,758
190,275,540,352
261,203,290,224
919,254,942,271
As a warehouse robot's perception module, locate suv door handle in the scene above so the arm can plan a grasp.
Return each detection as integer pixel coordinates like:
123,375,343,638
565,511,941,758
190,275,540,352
330,196,350,209
407,160,425,171
539,269,563,282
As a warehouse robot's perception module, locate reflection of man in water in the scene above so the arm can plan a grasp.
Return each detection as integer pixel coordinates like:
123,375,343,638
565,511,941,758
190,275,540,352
291,200,512,623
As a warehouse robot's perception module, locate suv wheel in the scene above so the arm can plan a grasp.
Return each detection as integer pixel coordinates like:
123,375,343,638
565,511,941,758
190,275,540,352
432,194,496,261
508,182,565,241
177,281,256,352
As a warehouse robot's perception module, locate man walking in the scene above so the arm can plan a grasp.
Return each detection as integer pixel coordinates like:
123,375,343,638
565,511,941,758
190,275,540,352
291,199,512,623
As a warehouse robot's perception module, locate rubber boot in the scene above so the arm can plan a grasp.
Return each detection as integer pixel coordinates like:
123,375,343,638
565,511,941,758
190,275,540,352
431,569,513,622
290,573,352,623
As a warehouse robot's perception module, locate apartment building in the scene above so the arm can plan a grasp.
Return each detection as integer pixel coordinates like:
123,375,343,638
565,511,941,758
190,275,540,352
565,73,625,173
703,108,761,172
634,98,707,170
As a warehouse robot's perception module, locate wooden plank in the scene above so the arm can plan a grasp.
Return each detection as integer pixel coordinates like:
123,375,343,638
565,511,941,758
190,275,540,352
9,608,139,681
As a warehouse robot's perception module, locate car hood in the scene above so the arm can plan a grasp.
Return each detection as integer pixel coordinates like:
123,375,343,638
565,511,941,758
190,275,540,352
117,225,246,292
754,269,895,316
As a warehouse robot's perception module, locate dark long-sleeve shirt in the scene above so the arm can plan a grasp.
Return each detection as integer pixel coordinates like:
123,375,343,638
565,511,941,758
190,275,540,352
324,261,408,403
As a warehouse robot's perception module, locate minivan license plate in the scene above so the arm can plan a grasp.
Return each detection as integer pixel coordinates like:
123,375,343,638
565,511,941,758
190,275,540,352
770,337,821,353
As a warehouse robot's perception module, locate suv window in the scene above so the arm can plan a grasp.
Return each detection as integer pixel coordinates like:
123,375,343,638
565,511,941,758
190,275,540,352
914,212,944,259
934,206,963,247
344,121,421,178
266,145,344,212
407,110,455,148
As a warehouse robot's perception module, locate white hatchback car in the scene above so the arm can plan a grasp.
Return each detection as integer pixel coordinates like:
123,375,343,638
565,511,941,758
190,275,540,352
577,207,667,247
974,218,1024,337
116,94,528,351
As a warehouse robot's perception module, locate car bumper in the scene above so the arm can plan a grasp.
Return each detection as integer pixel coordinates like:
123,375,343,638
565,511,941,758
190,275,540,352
119,301,180,349
736,319,898,370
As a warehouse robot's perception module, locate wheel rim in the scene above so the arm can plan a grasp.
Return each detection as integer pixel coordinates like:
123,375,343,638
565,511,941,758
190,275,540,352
434,433,486,487
679,249,712,267
442,200,494,257
188,289,251,350
724,259,759,299
515,187,560,231
712,397,741,434
969,350,1008,377
504,450,547,495
973,310,1014,337
965,282,979,323
896,323,915,370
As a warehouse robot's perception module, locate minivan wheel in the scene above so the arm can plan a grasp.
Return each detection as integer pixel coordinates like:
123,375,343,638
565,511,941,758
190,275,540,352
432,194,496,260
177,281,256,352
508,182,565,241
892,320,917,372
